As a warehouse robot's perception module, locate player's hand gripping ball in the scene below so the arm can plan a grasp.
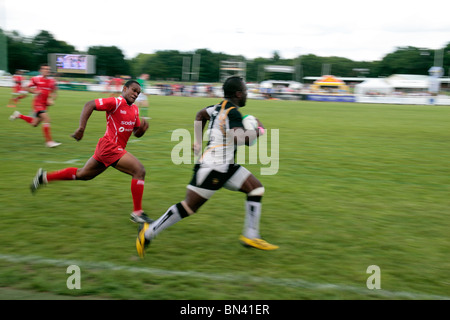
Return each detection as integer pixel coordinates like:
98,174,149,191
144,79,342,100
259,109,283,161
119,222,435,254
134,118,149,138
242,115,259,146
242,115,258,130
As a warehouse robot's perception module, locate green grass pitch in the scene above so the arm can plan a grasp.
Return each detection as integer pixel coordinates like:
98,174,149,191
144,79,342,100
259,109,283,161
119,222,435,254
0,87,449,300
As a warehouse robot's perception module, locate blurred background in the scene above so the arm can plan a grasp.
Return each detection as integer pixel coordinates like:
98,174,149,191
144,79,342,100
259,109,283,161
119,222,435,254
1,0,449,301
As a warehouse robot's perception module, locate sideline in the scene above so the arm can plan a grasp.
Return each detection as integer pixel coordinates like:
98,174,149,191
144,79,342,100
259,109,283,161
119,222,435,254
0,287,100,300
0,253,448,300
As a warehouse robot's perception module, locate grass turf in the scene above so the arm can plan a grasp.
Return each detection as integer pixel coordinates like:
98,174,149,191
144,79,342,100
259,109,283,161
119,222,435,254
0,87,449,300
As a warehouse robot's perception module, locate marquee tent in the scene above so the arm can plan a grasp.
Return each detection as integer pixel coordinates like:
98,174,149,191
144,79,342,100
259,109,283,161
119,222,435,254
354,78,394,95
385,74,429,90
310,75,349,93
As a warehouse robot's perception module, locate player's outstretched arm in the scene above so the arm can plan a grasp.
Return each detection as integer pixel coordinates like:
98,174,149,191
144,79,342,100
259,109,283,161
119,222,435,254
71,100,96,141
195,108,211,125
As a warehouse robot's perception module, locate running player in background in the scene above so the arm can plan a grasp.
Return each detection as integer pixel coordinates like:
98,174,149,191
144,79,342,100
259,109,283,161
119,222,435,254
9,64,60,148
136,73,150,119
7,69,28,108
29,80,152,224
136,76,278,258
110,76,124,97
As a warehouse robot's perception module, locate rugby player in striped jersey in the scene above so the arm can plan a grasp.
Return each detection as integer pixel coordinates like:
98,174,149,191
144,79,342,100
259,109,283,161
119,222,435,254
136,76,278,258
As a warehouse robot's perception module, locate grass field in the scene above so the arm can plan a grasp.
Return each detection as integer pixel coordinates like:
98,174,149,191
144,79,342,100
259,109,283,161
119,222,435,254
0,87,449,300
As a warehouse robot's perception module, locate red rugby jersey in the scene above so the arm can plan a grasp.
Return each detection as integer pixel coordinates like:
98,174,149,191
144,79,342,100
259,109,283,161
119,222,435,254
95,96,141,148
13,74,25,92
28,75,57,107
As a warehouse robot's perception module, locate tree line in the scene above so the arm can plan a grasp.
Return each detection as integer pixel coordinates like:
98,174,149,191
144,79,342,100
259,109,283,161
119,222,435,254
2,29,449,83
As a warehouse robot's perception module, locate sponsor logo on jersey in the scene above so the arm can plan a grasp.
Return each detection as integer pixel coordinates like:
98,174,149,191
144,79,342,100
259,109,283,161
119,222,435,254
119,126,134,133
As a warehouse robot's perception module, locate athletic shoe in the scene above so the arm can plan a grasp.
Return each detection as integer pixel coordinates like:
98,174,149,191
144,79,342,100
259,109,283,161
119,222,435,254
136,222,151,259
30,168,47,194
130,212,154,224
9,110,21,121
239,235,279,251
46,141,62,148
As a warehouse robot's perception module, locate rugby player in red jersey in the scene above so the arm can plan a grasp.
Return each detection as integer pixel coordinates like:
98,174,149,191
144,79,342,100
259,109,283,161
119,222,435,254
9,64,61,148
30,80,152,223
7,69,28,108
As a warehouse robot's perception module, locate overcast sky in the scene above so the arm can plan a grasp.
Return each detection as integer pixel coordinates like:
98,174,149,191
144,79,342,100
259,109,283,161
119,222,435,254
1,0,449,61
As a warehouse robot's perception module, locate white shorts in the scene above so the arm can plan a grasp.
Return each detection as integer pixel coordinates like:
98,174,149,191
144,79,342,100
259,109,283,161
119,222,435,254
187,164,252,199
136,92,148,102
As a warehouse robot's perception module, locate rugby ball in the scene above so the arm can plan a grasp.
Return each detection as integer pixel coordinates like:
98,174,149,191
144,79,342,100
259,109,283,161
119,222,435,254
242,115,258,130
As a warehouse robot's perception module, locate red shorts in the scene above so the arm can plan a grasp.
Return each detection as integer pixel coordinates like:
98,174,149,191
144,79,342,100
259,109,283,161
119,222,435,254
33,105,48,114
93,137,127,167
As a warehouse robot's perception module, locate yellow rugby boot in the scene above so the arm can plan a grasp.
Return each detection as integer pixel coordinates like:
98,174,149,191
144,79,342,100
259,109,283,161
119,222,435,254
136,222,151,259
239,235,279,251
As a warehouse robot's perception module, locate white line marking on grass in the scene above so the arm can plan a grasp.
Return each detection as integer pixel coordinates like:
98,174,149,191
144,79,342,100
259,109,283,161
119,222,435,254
0,253,448,300
44,159,82,164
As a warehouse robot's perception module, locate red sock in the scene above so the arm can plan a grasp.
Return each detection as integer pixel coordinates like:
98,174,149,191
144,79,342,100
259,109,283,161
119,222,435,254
47,167,78,182
42,123,52,142
131,179,145,213
19,114,33,123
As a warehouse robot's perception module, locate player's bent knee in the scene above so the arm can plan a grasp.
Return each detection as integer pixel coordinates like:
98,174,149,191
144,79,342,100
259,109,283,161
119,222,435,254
248,186,265,197
134,162,146,178
75,169,97,181
181,200,195,215
133,167,145,180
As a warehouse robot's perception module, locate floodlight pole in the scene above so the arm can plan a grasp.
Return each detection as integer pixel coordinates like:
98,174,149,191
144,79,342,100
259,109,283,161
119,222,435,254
434,49,444,68
182,53,200,82
322,63,331,75
182,56,191,82
191,53,201,82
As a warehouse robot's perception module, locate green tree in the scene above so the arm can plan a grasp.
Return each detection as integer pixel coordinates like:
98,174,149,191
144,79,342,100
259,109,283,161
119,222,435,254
194,49,218,82
143,50,183,80
442,42,450,77
246,57,267,82
129,53,154,78
5,30,76,73
377,46,434,76
5,31,36,73
300,54,324,77
0,28,7,71
195,48,241,82
32,30,76,66
272,51,281,62
3,27,449,80
88,45,130,76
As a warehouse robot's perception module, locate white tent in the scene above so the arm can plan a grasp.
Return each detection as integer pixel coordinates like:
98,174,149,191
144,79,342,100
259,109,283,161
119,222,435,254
385,74,429,90
354,78,394,95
